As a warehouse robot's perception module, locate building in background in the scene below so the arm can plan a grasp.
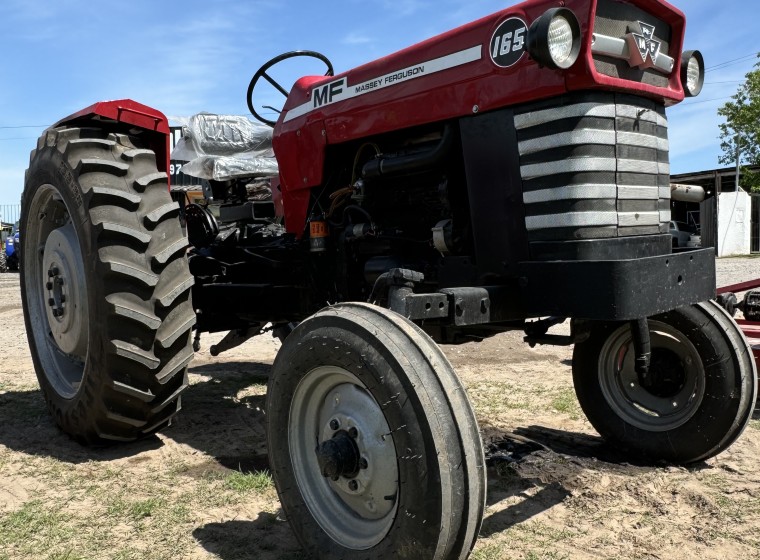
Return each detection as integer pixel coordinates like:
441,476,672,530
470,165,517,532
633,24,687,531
670,165,759,257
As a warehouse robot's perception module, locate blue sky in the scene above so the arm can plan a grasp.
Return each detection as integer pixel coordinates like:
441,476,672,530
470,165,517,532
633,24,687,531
1,0,758,207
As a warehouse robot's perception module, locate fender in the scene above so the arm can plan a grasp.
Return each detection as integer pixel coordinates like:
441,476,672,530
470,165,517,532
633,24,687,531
53,99,171,180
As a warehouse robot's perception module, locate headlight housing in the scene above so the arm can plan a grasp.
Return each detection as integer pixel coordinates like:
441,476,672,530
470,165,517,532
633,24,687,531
680,50,704,97
528,8,581,70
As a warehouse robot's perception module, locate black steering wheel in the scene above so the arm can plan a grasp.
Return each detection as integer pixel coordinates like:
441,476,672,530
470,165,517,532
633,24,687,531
246,50,334,127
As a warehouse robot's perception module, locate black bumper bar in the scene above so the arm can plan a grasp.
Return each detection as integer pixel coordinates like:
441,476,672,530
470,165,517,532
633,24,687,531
516,248,716,321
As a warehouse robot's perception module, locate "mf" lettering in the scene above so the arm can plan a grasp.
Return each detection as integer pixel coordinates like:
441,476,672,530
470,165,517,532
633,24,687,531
313,79,346,109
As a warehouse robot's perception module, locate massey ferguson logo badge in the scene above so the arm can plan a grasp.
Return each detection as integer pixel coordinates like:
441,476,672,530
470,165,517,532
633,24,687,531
626,21,662,69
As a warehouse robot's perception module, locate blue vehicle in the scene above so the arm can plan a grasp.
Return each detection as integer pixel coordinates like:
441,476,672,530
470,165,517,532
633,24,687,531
4,222,19,272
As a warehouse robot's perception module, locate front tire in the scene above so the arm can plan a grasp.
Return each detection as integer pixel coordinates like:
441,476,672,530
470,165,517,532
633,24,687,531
21,126,196,444
267,303,485,559
573,300,756,463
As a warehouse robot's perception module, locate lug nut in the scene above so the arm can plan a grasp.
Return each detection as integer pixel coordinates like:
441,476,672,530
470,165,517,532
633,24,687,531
329,419,340,430
48,267,59,277
360,458,368,470
46,282,53,290
52,309,61,317
348,480,359,491
60,295,66,303
48,298,55,307
55,277,64,286
348,427,358,439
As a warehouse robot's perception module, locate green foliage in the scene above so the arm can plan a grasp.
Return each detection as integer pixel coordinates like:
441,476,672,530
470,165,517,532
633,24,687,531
718,55,760,192
223,470,274,494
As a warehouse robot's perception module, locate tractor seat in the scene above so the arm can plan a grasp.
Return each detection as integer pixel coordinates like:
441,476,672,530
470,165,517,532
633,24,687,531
175,113,274,158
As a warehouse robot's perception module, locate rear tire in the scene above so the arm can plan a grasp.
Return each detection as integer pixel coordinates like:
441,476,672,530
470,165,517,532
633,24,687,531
0,251,6,273
267,302,485,559
573,300,756,463
21,126,196,444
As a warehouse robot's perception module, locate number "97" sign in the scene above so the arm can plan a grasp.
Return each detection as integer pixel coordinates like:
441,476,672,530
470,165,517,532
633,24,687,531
489,17,528,68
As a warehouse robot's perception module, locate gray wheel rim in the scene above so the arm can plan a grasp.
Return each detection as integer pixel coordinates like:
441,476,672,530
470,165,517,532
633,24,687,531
25,185,89,399
598,320,705,432
289,365,398,550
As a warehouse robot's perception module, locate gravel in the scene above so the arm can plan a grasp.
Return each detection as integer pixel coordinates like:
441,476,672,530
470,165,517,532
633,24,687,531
716,256,760,289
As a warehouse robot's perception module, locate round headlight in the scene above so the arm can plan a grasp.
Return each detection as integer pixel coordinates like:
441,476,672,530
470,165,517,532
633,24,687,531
681,50,704,97
529,8,581,70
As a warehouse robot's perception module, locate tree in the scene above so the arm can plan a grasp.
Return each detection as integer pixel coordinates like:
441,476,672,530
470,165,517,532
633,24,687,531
718,56,760,192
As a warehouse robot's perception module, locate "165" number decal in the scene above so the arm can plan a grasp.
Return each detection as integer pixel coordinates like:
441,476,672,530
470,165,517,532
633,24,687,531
489,17,528,68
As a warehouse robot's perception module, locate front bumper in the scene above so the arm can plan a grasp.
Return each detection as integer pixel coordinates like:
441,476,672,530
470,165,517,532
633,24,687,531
517,247,715,320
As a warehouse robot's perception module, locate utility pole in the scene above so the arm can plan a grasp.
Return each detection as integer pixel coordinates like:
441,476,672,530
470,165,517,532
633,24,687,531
736,132,741,192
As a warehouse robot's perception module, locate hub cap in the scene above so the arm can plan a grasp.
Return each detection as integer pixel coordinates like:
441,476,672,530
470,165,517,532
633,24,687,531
289,366,398,550
599,320,705,431
43,223,87,357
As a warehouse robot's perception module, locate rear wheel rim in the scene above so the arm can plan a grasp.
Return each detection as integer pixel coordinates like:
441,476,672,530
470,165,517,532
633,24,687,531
598,320,705,432
288,365,399,550
25,184,89,399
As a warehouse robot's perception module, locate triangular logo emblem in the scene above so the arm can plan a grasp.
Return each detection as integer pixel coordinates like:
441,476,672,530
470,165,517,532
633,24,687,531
625,21,662,69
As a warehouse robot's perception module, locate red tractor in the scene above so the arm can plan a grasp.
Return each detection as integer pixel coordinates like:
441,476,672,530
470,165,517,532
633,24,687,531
19,0,755,558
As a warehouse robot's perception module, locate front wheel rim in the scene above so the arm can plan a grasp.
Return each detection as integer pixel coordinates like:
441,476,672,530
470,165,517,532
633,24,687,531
289,365,398,550
598,320,705,432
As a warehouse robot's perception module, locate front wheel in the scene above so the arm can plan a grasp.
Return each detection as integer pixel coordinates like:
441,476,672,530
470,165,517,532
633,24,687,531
267,302,485,559
573,300,756,463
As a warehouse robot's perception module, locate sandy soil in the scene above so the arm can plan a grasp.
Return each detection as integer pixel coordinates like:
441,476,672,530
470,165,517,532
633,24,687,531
2,264,760,560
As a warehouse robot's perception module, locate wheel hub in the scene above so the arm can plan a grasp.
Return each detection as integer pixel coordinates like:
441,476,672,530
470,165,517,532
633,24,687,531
316,430,361,480
42,223,88,357
639,348,686,398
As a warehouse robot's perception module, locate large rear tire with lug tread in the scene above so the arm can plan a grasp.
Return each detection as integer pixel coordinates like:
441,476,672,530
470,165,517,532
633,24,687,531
0,251,6,273
573,300,756,463
21,126,196,444
267,302,486,559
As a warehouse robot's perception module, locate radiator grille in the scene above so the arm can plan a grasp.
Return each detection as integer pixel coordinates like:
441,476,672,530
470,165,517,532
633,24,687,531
592,0,672,88
515,93,670,242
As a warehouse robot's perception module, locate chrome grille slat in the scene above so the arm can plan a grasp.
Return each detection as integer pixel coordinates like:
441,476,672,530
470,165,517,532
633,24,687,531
515,94,669,239
617,131,668,151
520,157,617,180
519,130,616,157
526,212,619,230
513,103,615,129
523,184,618,204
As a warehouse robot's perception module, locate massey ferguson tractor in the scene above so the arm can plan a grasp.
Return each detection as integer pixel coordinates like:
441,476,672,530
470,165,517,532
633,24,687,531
19,0,756,558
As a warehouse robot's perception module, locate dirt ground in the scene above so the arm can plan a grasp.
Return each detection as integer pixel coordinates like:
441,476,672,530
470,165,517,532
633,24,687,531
2,262,760,560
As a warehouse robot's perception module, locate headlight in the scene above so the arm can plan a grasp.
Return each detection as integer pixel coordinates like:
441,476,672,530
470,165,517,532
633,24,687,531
528,8,581,70
680,50,704,97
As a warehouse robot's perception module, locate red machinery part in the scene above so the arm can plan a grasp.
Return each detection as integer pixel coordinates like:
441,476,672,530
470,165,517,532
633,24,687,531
273,0,688,236
52,99,171,183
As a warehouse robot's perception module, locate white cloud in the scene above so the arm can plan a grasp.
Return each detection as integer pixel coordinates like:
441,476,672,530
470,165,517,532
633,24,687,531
342,32,373,46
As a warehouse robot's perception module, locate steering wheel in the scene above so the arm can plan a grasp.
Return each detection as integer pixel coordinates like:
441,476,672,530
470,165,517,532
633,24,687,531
247,50,334,127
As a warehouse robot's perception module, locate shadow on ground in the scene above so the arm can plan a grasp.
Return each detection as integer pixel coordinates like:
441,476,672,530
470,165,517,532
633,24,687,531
0,360,273,469
193,517,306,560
